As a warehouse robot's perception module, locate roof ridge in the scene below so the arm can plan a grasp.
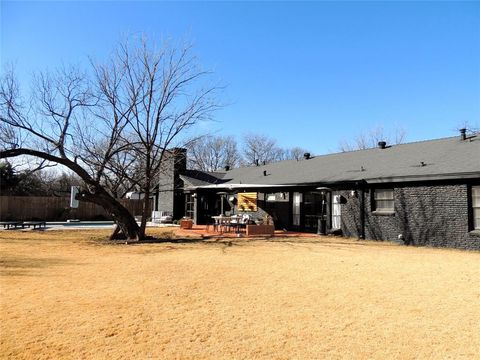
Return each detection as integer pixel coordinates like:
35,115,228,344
324,134,466,156
212,132,479,174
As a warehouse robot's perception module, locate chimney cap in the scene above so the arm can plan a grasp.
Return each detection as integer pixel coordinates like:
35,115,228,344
224,165,230,171
378,141,387,149
304,152,311,160
459,128,467,140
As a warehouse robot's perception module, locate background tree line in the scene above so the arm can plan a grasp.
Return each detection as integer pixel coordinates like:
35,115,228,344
186,133,310,172
0,162,80,196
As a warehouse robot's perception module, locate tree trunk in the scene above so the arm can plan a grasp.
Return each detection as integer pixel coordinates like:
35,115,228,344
79,190,141,241
0,148,142,241
139,186,150,239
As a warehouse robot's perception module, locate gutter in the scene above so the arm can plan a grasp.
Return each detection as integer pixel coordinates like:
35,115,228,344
364,171,480,184
196,183,297,190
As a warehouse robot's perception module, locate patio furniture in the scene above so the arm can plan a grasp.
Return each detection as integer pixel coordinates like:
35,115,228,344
0,221,23,230
228,215,242,233
152,211,173,224
211,215,224,232
214,215,230,233
22,221,46,230
246,224,275,237
211,215,241,233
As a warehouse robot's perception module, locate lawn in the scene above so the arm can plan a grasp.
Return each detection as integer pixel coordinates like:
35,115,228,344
1,229,479,359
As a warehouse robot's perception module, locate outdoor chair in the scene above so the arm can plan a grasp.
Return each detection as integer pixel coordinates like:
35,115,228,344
228,215,244,233
207,216,221,232
236,214,251,233
219,216,230,233
151,211,172,224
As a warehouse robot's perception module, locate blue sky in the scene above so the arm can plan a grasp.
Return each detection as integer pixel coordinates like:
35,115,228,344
2,1,479,154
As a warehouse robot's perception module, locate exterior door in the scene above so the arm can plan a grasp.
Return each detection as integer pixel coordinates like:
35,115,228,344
292,192,302,227
303,192,324,232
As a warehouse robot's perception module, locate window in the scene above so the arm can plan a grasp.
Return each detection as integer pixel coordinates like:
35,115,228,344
292,192,302,226
373,189,394,212
266,193,276,201
472,186,480,230
185,193,195,219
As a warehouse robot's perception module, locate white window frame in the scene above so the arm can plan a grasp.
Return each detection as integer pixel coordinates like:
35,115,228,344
472,186,480,230
373,189,394,212
266,193,276,202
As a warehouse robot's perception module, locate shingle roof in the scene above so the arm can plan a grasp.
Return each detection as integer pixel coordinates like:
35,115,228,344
190,134,480,188
180,170,226,189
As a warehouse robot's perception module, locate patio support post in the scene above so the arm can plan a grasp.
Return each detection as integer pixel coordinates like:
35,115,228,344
193,192,200,225
217,192,227,216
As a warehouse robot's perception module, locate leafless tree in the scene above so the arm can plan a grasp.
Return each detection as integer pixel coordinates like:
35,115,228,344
0,38,218,240
92,39,219,237
187,135,239,171
240,134,311,165
279,146,311,161
339,124,407,152
241,133,284,166
0,65,141,239
455,120,479,134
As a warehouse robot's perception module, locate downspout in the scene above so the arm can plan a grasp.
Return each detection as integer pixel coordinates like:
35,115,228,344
154,187,159,212
359,187,365,240
355,179,366,240
193,192,199,225
357,180,366,240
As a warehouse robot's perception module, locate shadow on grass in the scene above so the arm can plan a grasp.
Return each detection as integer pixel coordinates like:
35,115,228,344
0,256,73,277
101,234,395,253
264,237,391,247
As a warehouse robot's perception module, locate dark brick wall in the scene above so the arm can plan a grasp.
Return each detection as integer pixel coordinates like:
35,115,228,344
156,149,187,218
340,184,480,250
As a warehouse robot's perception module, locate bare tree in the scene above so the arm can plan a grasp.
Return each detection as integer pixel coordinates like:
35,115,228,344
240,134,311,165
279,146,311,161
0,38,218,240
241,133,285,166
187,135,239,171
455,120,479,134
91,39,219,237
339,125,407,152
0,66,142,239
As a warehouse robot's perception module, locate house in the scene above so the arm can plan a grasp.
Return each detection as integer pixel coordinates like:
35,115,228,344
155,130,480,250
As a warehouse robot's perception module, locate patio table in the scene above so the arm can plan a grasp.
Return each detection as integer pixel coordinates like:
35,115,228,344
211,215,242,233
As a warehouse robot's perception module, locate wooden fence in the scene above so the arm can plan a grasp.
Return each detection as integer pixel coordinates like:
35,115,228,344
0,196,152,221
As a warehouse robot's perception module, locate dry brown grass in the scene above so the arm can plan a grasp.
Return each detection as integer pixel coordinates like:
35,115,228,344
1,229,479,359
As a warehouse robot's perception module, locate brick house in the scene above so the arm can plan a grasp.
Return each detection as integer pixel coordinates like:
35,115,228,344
156,131,480,250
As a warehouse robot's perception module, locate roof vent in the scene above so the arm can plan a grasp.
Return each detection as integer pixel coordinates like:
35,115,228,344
263,170,267,176
304,152,311,160
378,141,387,149
255,159,259,166
459,128,466,141
224,165,230,171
